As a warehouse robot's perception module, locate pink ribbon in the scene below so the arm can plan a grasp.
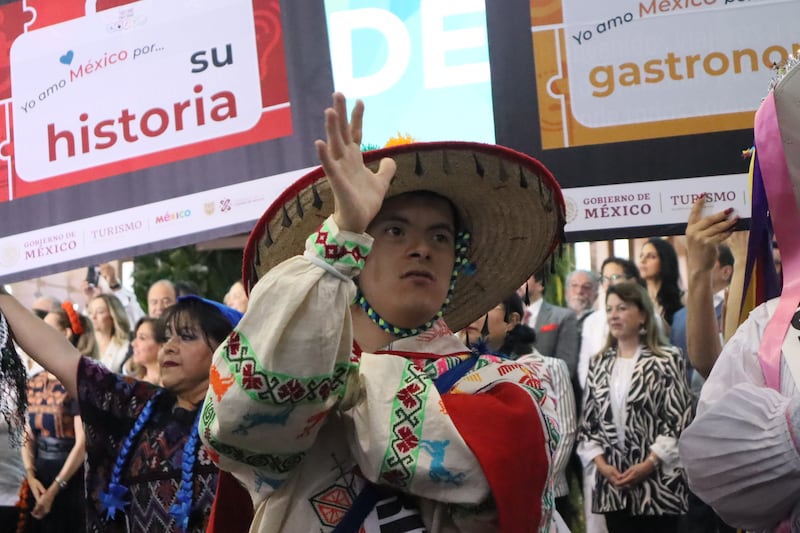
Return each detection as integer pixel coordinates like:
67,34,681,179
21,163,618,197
755,92,800,391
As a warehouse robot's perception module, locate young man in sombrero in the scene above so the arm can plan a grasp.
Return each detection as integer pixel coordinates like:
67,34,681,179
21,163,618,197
199,93,565,532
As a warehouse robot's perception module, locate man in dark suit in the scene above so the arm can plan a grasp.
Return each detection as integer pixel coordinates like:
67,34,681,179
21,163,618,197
519,268,579,378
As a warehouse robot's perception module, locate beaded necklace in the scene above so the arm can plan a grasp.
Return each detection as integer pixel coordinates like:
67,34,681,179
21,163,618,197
355,231,472,338
99,389,202,531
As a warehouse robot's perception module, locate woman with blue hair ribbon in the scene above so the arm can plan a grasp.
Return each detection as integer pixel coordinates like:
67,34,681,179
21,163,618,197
0,292,244,533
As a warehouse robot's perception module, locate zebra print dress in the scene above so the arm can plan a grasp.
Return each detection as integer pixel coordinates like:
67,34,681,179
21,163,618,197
579,345,692,516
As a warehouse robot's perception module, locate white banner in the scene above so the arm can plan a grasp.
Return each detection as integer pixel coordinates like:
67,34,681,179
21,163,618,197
0,167,310,277
562,173,750,232
11,0,262,182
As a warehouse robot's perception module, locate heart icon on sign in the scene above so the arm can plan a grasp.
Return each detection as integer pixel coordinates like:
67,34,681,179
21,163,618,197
59,51,74,65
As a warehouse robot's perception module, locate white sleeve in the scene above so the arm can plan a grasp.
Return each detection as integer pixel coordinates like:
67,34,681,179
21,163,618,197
696,302,771,416
549,358,576,495
199,216,371,504
576,440,604,468
578,311,605,391
649,436,679,475
680,384,800,530
578,329,592,391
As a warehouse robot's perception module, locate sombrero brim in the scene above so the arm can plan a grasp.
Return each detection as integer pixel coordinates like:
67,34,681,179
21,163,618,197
242,141,565,332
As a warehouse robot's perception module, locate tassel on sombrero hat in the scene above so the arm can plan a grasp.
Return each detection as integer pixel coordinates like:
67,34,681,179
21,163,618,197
242,141,565,333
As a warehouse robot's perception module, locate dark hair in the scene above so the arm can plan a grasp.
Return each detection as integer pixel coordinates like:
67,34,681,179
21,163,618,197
135,316,165,343
159,298,235,352
501,292,525,322
375,190,462,233
644,238,683,326
717,244,734,269
130,317,163,379
48,309,98,359
533,267,548,289
497,292,537,357
600,257,644,287
603,281,670,357
173,280,201,298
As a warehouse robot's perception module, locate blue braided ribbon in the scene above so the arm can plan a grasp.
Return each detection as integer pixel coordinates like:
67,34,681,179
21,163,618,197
100,390,163,520
169,410,202,531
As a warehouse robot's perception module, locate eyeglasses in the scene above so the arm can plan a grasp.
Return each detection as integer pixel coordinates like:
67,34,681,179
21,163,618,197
601,274,629,284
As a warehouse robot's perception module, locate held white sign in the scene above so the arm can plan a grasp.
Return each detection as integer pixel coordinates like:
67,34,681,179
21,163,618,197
562,173,750,233
10,0,261,182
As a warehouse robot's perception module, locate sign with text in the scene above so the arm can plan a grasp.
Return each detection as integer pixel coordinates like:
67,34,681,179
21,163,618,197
0,0,777,283
562,173,749,239
529,0,797,148
0,0,331,283
2,0,297,201
11,0,262,182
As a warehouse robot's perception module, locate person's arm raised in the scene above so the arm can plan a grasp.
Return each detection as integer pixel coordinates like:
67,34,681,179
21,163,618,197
200,93,388,508
0,294,80,398
315,92,396,234
685,198,737,378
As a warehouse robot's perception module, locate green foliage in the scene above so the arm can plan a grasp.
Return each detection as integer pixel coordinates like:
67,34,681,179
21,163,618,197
132,245,242,307
543,243,575,307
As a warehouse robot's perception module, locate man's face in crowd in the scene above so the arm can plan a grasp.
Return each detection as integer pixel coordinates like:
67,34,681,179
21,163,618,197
567,272,597,315
148,282,177,318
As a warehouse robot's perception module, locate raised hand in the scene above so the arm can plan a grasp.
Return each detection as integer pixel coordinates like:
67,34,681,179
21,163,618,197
684,196,739,378
726,229,749,263
686,197,738,273
315,92,396,234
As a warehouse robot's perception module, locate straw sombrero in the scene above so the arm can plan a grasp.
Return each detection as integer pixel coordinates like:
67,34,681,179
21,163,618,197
242,141,565,332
